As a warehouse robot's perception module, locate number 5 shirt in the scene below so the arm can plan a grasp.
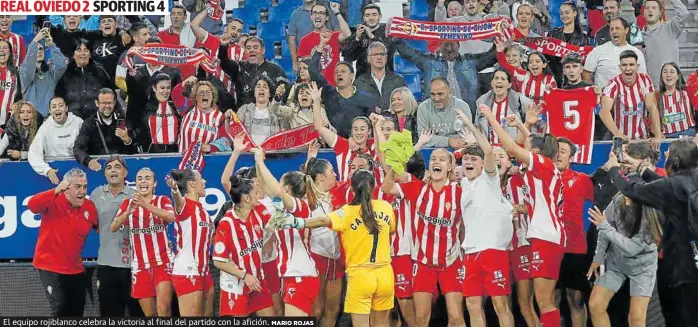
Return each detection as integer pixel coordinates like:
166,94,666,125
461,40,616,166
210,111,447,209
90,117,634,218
544,87,598,164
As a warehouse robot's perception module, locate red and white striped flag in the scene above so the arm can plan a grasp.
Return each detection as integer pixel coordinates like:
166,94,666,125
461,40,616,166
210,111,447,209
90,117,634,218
179,141,206,172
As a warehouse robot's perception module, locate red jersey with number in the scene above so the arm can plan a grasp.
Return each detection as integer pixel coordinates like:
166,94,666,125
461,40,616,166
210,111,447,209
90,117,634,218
603,73,655,140
117,196,175,270
0,67,18,126
660,90,696,134
179,107,225,154
173,199,214,277
524,153,565,245
276,198,317,277
397,180,462,267
297,31,341,86
331,136,376,183
560,169,593,254
0,32,25,67
544,87,598,164
29,190,98,275
212,205,269,294
506,174,531,249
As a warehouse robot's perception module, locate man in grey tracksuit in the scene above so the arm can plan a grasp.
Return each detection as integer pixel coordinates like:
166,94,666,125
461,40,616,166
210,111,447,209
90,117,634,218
593,194,658,298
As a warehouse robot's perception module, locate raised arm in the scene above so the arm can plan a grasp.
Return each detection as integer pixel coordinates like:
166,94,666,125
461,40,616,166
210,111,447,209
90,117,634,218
190,10,210,42
381,166,402,197
480,104,532,165
330,4,351,42
221,134,249,195
669,0,689,35
251,148,296,211
459,108,496,175
604,153,673,211
309,82,337,145
110,200,133,232
309,45,329,88
166,175,186,214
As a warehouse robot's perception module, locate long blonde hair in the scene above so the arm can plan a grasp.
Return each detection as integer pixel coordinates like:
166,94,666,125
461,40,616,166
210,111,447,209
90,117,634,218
390,87,418,117
11,101,38,145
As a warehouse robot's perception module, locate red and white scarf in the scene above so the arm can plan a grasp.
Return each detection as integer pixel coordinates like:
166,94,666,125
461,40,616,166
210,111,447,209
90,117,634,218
388,16,514,42
179,141,206,172
519,37,593,61
227,113,318,151
207,0,223,20
124,44,209,72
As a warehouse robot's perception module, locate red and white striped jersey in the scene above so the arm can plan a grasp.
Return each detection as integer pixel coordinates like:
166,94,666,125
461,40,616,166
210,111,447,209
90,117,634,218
197,33,220,60
603,73,655,140
173,198,214,277
179,107,225,154
0,33,25,67
506,174,531,249
227,43,247,62
331,135,376,182
519,73,556,104
524,153,565,245
276,198,317,277
212,205,269,294
489,98,510,144
391,197,414,257
397,179,462,267
660,90,696,135
0,67,18,126
117,196,174,271
149,102,179,145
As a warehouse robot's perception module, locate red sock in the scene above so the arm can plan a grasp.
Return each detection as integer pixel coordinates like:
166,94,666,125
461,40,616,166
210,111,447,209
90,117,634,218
540,309,560,327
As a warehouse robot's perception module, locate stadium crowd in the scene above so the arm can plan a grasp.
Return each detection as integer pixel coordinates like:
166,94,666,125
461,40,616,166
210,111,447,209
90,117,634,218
2,0,698,326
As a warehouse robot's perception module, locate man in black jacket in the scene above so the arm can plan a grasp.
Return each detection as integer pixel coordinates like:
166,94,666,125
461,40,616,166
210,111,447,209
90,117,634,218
341,4,395,77
219,36,290,108
354,41,406,112
73,88,137,171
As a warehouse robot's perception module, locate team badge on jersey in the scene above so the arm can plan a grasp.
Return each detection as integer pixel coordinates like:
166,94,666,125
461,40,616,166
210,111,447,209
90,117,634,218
214,242,226,255
445,202,451,211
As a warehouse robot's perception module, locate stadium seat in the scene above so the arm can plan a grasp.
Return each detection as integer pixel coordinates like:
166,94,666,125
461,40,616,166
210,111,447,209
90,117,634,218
277,0,302,8
281,41,291,58
404,39,428,52
394,54,420,74
275,58,294,75
232,7,260,26
268,7,290,24
263,38,277,59
410,0,429,21
257,22,286,41
237,0,269,9
402,73,423,101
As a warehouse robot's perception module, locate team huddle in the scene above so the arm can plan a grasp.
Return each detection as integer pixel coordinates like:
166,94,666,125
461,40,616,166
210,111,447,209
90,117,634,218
50,88,607,327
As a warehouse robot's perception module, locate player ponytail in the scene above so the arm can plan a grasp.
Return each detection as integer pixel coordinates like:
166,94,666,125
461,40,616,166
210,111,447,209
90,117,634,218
304,158,332,210
169,169,196,194
349,169,380,235
529,133,559,161
281,171,307,198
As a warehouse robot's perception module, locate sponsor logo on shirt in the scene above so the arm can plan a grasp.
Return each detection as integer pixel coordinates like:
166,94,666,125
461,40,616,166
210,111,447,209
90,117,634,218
131,224,166,234
0,80,16,89
239,238,263,257
417,212,453,226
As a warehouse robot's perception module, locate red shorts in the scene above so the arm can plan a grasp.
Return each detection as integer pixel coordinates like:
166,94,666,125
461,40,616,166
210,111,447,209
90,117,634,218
311,253,344,280
220,280,273,316
392,255,413,299
412,258,464,295
463,249,511,297
171,273,214,297
131,264,172,299
510,246,533,282
282,276,320,315
262,260,281,295
530,238,564,280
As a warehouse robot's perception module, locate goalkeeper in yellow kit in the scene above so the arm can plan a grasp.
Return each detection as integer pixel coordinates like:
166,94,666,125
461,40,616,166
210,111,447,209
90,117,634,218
269,169,396,326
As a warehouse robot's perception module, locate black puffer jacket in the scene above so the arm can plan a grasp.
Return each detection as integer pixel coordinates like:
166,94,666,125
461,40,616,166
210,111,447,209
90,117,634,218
73,112,138,166
55,60,115,120
1,115,38,159
545,27,590,86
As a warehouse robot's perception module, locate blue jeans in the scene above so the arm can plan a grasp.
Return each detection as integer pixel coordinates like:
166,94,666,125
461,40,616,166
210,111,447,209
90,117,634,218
665,129,697,138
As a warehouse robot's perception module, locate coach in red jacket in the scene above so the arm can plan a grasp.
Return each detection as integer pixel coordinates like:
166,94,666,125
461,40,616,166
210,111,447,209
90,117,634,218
28,168,98,317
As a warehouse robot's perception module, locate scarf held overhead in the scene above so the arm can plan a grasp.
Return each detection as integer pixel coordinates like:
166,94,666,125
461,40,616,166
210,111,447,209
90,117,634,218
387,16,514,41
228,113,318,151
124,44,210,72
519,37,593,61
